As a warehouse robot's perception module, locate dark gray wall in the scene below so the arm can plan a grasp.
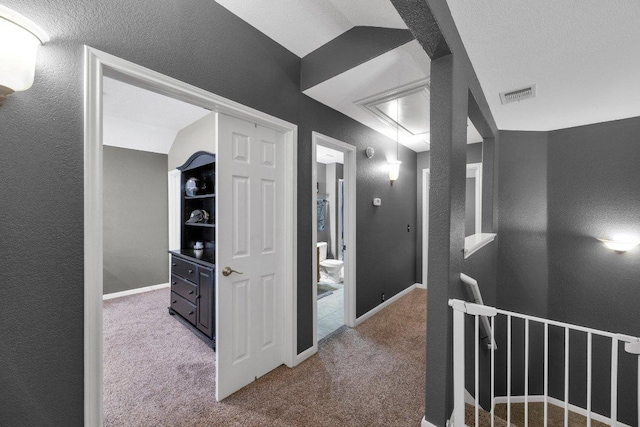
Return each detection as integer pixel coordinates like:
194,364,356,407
497,131,548,317
547,117,640,423
103,146,168,294
0,1,417,423
495,131,549,402
497,117,640,424
465,178,476,236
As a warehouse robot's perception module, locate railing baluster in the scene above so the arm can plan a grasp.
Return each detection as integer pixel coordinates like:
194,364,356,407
507,315,512,426
525,319,529,427
544,323,548,427
564,327,569,427
491,316,495,427
610,337,618,425
452,305,465,427
475,314,479,427
587,332,592,426
447,299,640,427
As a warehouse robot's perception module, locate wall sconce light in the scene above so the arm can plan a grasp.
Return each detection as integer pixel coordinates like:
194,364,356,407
0,5,49,106
388,99,402,185
388,160,401,184
598,235,640,253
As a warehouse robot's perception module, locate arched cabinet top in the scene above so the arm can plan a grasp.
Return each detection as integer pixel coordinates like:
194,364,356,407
177,151,215,171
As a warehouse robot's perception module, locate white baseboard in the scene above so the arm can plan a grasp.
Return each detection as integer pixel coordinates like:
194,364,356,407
421,417,439,427
493,395,630,427
293,343,317,366
355,284,417,326
103,282,170,300
416,282,427,289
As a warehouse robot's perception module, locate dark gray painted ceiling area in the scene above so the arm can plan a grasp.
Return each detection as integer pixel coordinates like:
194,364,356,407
301,26,414,91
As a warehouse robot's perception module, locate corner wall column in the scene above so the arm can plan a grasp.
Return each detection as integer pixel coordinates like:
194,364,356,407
425,52,469,425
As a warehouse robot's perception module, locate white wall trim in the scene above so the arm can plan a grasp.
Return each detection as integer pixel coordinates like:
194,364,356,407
415,282,427,290
493,395,630,427
103,283,170,300
466,162,482,235
355,284,416,326
421,417,439,427
422,168,430,287
294,344,317,366
84,46,298,425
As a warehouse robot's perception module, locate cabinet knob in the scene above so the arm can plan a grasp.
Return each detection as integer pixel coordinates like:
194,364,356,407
172,300,177,304
188,269,193,274
189,290,194,294
188,311,194,315
172,282,176,286
172,263,176,267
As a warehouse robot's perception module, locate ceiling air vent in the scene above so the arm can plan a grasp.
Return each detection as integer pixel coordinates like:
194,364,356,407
499,84,536,105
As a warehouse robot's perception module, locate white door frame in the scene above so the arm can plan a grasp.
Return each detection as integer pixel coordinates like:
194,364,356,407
466,162,483,235
422,168,430,287
84,46,298,426
311,132,357,349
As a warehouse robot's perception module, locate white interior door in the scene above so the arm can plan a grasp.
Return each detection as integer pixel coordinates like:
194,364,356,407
216,113,284,401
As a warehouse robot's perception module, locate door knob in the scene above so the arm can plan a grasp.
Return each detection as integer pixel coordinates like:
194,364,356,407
222,266,243,277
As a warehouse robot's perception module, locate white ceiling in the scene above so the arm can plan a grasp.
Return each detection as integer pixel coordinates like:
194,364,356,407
216,1,483,152
215,0,407,57
103,77,210,154
316,144,344,164
446,0,640,131
304,41,483,152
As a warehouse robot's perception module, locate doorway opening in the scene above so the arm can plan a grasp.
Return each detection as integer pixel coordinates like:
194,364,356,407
311,132,356,347
84,47,298,425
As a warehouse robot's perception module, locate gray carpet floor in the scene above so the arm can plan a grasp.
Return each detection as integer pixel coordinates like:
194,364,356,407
104,287,427,426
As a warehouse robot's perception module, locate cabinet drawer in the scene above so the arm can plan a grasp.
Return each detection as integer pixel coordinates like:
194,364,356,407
171,274,197,304
171,256,197,280
170,292,196,325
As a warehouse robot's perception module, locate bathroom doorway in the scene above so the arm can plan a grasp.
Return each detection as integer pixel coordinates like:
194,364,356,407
311,132,356,347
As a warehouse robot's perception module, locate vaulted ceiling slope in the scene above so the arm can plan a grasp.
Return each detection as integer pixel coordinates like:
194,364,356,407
446,0,640,131
214,1,483,151
214,0,407,57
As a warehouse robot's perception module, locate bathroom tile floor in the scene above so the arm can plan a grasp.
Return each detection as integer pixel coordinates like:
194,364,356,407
317,283,344,340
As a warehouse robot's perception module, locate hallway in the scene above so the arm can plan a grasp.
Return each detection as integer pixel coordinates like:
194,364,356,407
104,287,426,426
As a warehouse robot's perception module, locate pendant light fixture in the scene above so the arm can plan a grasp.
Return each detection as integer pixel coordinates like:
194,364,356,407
0,5,49,105
388,99,402,184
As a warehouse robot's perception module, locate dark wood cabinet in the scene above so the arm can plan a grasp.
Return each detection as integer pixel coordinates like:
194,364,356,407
196,267,214,337
168,151,216,348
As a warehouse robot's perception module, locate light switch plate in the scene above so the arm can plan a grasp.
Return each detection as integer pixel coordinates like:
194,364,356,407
372,197,381,206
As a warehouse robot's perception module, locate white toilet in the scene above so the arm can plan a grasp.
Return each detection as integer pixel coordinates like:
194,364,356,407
317,241,343,283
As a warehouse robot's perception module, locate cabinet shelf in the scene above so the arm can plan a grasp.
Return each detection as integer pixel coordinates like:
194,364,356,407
185,222,216,228
185,194,215,200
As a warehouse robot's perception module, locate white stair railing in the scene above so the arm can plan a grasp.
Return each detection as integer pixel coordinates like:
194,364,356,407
449,298,640,427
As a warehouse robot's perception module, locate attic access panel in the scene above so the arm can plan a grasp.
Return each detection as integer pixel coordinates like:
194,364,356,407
356,79,431,139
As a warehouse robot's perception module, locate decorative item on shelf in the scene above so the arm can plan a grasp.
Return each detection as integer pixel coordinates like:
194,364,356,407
194,241,204,250
187,209,209,224
598,235,639,253
365,147,375,159
185,176,206,196
388,99,402,185
0,5,49,106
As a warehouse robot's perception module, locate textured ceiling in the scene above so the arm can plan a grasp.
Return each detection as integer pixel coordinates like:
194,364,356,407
446,0,640,131
214,0,406,57
103,77,210,154
304,41,483,152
